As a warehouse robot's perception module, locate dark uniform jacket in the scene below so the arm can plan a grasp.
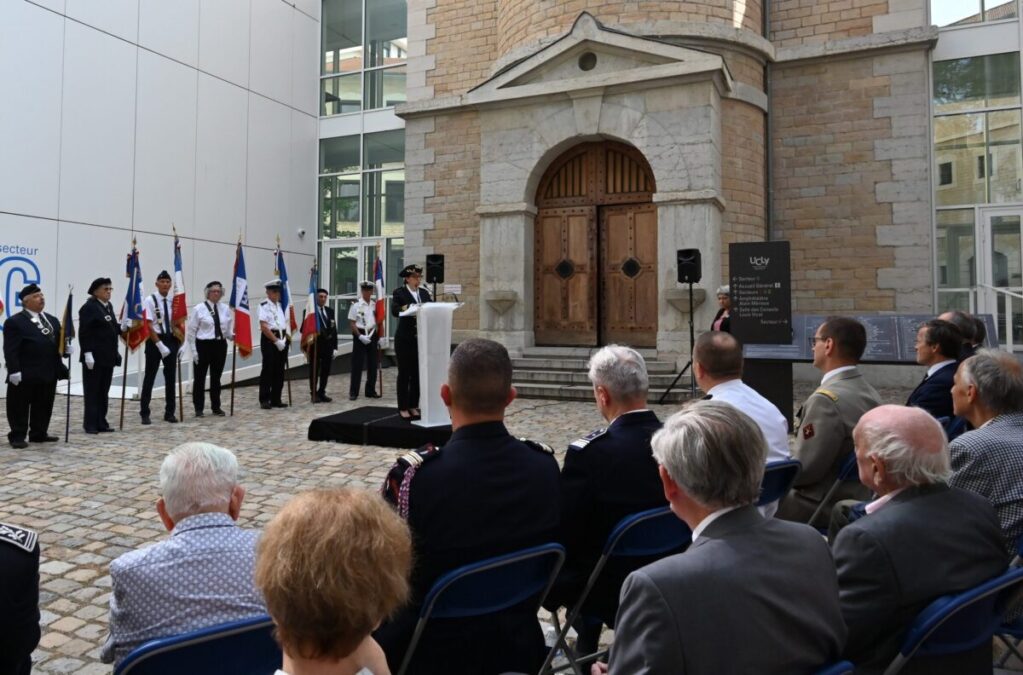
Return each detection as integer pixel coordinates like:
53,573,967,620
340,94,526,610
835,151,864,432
2,311,68,383
833,484,1006,674
551,409,668,623
316,305,338,352
377,420,560,675
0,522,40,675
390,285,431,342
905,361,956,420
78,297,122,367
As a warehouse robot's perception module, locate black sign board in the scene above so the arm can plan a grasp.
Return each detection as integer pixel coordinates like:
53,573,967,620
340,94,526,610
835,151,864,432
729,241,792,345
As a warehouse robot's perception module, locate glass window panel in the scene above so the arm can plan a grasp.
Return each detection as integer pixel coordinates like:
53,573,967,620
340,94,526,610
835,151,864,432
320,136,360,174
362,170,404,237
934,53,1021,114
319,176,361,239
988,109,1023,203
937,290,972,314
321,0,362,75
991,215,1022,287
386,238,404,339
366,0,407,69
329,246,359,323
364,130,405,170
936,209,976,287
935,114,987,206
364,66,407,110
986,0,1018,20
931,0,982,26
321,74,361,116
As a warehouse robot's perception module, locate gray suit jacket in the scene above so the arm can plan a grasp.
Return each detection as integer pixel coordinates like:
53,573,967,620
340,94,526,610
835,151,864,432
833,484,1006,674
608,506,846,674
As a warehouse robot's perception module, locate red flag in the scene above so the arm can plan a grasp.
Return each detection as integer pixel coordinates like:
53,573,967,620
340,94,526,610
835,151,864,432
171,233,188,341
229,242,253,358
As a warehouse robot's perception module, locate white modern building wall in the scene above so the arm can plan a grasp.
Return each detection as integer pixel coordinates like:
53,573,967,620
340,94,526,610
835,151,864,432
0,0,321,389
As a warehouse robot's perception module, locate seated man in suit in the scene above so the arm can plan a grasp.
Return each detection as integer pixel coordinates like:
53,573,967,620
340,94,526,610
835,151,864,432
377,338,560,675
100,443,266,665
778,316,881,525
833,405,1006,673
599,401,846,675
545,344,666,653
949,349,1023,555
938,309,978,360
906,319,961,419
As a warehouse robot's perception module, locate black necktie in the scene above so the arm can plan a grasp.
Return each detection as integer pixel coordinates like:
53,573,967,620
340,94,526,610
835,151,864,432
209,302,222,339
39,313,53,336
162,298,170,334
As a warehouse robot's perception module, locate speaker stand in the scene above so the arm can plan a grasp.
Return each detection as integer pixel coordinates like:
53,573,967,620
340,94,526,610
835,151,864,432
658,281,698,404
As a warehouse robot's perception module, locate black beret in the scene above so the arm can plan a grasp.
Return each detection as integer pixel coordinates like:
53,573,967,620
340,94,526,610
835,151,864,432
156,270,172,281
88,277,112,294
205,281,223,290
399,264,423,278
18,284,41,300
317,288,329,295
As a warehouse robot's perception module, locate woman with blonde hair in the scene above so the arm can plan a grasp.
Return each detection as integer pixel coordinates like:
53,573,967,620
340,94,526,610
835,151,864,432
256,488,412,675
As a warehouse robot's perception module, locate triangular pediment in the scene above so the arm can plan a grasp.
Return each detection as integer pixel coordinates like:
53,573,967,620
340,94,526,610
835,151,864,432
468,13,732,105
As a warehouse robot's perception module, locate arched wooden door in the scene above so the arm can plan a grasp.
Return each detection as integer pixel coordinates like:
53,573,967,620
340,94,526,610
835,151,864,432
534,142,657,347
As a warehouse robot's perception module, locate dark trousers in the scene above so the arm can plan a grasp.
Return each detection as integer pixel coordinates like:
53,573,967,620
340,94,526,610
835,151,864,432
395,335,420,411
259,335,286,404
140,335,179,418
82,364,114,431
349,337,378,397
314,339,334,396
193,339,228,413
6,378,57,443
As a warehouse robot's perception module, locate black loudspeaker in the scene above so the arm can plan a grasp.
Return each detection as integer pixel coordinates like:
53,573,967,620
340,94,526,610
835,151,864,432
426,254,445,284
677,249,702,284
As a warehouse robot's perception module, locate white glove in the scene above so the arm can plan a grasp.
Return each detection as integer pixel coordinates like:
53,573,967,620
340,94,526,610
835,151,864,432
9,372,22,385
65,344,74,356
359,334,371,345
85,353,95,370
157,342,171,359
226,332,235,341
120,318,133,331
275,339,287,352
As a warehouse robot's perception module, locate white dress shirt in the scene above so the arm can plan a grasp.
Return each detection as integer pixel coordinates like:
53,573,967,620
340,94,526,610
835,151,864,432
347,298,377,336
707,379,791,463
927,359,957,378
142,292,173,335
258,300,286,332
186,301,234,353
820,365,857,385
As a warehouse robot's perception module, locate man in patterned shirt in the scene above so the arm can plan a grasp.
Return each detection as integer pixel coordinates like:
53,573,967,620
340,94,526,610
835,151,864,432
949,349,1023,556
99,442,265,665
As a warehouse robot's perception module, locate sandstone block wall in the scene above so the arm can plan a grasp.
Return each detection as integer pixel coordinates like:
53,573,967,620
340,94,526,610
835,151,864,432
722,99,767,279
770,0,889,48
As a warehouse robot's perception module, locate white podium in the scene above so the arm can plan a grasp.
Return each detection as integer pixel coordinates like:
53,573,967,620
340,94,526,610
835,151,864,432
413,302,462,427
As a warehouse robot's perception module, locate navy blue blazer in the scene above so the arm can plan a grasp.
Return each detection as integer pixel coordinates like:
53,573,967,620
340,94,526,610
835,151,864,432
906,361,956,420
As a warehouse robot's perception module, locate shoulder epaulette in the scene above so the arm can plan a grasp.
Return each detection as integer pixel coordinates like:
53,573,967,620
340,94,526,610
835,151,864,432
0,522,38,553
813,388,839,402
260,299,269,305
569,428,607,451
381,444,442,519
520,438,554,455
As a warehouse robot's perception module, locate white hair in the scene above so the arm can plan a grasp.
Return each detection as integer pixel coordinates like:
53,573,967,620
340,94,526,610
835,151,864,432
716,285,730,296
856,414,951,487
159,442,240,520
587,345,649,400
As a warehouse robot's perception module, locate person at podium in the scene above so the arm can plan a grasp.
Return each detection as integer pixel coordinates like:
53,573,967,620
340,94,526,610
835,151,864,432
391,263,431,421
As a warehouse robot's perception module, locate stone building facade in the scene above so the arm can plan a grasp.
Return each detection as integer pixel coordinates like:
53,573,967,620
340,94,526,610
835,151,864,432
395,0,939,356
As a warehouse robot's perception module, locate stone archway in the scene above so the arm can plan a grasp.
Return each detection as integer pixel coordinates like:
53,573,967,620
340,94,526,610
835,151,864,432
533,141,658,347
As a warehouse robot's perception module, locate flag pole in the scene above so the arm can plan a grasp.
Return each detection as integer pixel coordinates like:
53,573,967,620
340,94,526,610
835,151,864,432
285,339,293,406
64,284,73,443
230,343,237,416
177,357,184,419
119,339,129,430
310,330,318,403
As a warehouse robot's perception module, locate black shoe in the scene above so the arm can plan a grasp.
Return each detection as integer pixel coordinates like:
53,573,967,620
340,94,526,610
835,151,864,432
272,402,288,408
319,394,333,403
98,427,115,433
211,409,226,417
84,428,99,435
349,395,358,401
31,435,59,443
194,411,205,418
410,412,422,421
260,402,273,410
141,417,152,425
164,415,179,423
10,440,28,449
366,392,382,398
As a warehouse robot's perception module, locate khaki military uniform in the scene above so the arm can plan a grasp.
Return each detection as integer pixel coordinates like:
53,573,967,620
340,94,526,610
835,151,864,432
778,367,881,525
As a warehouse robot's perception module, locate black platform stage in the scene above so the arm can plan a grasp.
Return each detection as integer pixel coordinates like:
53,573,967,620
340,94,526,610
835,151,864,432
308,406,452,449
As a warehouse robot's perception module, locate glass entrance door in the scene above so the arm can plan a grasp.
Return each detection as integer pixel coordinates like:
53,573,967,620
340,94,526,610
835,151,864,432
320,238,404,345
978,207,1023,349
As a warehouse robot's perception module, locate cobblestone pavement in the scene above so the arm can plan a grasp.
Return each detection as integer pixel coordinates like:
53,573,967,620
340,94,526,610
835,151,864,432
0,370,986,673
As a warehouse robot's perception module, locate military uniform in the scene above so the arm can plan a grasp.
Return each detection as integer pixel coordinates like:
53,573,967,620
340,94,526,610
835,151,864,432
545,409,669,627
390,265,431,414
0,522,40,675
313,297,338,402
78,290,122,433
139,288,180,423
376,421,561,675
258,289,288,408
778,367,881,525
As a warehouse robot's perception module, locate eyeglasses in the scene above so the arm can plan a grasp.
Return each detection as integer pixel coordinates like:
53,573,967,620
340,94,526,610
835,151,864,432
808,335,828,347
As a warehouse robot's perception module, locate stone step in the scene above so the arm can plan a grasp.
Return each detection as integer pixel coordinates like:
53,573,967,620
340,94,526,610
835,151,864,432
521,346,660,359
514,382,693,403
511,357,677,373
514,369,683,386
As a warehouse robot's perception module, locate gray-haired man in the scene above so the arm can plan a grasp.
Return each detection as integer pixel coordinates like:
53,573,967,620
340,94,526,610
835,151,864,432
100,442,265,665
599,401,845,674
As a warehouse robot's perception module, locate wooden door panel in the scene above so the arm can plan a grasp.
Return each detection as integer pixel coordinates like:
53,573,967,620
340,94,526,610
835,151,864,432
600,204,657,347
534,207,597,346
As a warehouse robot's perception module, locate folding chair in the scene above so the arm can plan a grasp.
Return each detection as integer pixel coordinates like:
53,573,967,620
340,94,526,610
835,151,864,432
114,614,280,675
808,451,860,528
884,566,1023,675
995,537,1023,666
757,459,801,507
539,506,691,675
814,661,854,675
396,542,565,675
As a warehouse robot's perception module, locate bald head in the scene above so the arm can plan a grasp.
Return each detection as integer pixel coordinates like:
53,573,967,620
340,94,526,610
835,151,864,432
852,405,950,494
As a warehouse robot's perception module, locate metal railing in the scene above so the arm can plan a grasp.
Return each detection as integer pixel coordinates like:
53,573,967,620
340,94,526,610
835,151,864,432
979,283,1023,352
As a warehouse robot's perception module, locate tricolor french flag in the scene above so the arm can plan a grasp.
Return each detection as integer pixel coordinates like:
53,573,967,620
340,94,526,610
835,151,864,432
300,264,320,354
373,255,386,325
274,245,298,334
171,233,188,342
230,242,253,358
